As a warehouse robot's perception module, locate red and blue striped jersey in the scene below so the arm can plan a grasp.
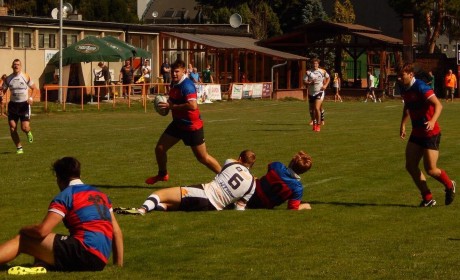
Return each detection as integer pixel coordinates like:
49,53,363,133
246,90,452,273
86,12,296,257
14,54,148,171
401,79,440,137
168,76,203,131
48,180,113,264
248,162,304,210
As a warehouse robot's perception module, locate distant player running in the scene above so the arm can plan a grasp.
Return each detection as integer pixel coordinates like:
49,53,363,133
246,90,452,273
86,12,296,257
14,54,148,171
2,59,37,154
304,58,330,132
399,63,455,207
116,150,256,214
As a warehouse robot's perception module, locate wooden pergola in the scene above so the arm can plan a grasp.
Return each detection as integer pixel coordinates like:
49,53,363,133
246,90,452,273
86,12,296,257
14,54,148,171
258,20,404,90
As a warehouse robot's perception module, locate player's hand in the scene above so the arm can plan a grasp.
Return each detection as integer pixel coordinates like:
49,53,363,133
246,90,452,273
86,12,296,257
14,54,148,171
400,127,406,139
425,120,435,131
298,203,312,210
158,101,169,109
27,97,33,105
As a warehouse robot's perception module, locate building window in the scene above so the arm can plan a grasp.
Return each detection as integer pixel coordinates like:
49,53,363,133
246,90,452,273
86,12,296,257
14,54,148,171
23,33,32,48
70,35,77,45
49,33,56,48
13,32,20,47
39,33,44,48
0,31,6,47
63,34,68,48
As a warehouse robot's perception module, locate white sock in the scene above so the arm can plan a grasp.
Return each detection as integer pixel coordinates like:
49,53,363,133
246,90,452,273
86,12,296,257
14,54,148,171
142,194,160,213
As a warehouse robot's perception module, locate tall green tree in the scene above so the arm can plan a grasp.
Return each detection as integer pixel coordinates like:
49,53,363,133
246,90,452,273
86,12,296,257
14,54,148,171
301,0,328,24
331,0,355,23
389,0,460,53
196,0,282,39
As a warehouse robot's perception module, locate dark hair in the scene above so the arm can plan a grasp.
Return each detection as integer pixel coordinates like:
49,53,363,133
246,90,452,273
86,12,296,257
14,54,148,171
311,58,320,64
239,150,256,169
400,63,414,74
171,59,186,70
52,157,81,182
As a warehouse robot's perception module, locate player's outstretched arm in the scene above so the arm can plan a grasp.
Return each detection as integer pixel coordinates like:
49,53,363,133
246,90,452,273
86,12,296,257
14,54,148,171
111,212,124,267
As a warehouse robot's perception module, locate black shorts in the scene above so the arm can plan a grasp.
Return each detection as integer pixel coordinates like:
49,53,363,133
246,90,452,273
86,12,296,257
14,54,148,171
179,185,217,211
164,122,205,146
53,234,106,272
163,74,171,83
8,101,30,122
409,134,441,150
308,91,325,104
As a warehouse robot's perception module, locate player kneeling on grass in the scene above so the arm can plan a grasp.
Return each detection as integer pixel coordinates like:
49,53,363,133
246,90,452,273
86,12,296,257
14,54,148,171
246,151,313,210
0,157,124,275
116,150,256,215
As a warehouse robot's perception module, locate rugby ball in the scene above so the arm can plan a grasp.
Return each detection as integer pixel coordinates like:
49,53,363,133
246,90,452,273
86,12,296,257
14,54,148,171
154,95,169,116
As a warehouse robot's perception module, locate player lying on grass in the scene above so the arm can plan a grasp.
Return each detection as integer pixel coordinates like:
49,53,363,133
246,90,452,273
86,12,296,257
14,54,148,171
116,150,256,215
246,151,313,210
0,157,123,275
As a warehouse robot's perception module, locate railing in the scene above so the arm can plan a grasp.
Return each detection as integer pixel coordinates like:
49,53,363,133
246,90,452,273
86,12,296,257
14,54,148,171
43,82,169,112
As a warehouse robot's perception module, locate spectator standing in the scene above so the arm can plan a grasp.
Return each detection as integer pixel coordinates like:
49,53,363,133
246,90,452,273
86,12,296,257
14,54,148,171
141,60,151,94
190,67,201,84
97,62,111,99
333,73,342,102
202,64,214,83
119,60,134,98
161,58,171,92
2,59,37,154
187,63,193,77
444,69,457,102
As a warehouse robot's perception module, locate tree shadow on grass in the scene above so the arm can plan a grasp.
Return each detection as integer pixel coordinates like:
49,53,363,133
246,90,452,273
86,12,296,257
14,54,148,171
309,200,418,208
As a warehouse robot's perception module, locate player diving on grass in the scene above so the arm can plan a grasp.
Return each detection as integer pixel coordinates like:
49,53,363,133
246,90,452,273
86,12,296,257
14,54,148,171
116,150,256,215
246,151,313,210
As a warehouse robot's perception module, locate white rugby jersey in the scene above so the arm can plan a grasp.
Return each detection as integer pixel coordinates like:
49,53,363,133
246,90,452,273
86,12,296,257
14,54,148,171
3,72,34,102
204,159,255,210
304,68,329,95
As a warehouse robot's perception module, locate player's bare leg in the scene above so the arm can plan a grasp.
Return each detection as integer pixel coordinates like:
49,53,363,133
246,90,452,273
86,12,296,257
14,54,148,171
191,143,222,174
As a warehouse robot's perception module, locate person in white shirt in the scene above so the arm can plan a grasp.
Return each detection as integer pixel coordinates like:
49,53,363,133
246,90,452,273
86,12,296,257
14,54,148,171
2,59,37,154
141,60,151,94
115,150,256,214
365,71,377,102
304,58,330,132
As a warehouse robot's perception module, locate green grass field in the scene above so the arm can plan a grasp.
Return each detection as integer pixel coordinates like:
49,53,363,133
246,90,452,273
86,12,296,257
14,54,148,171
1,98,459,279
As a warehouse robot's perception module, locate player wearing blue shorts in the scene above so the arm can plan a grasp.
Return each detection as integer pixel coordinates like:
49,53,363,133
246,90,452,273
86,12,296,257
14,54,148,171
399,63,456,207
146,59,221,185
